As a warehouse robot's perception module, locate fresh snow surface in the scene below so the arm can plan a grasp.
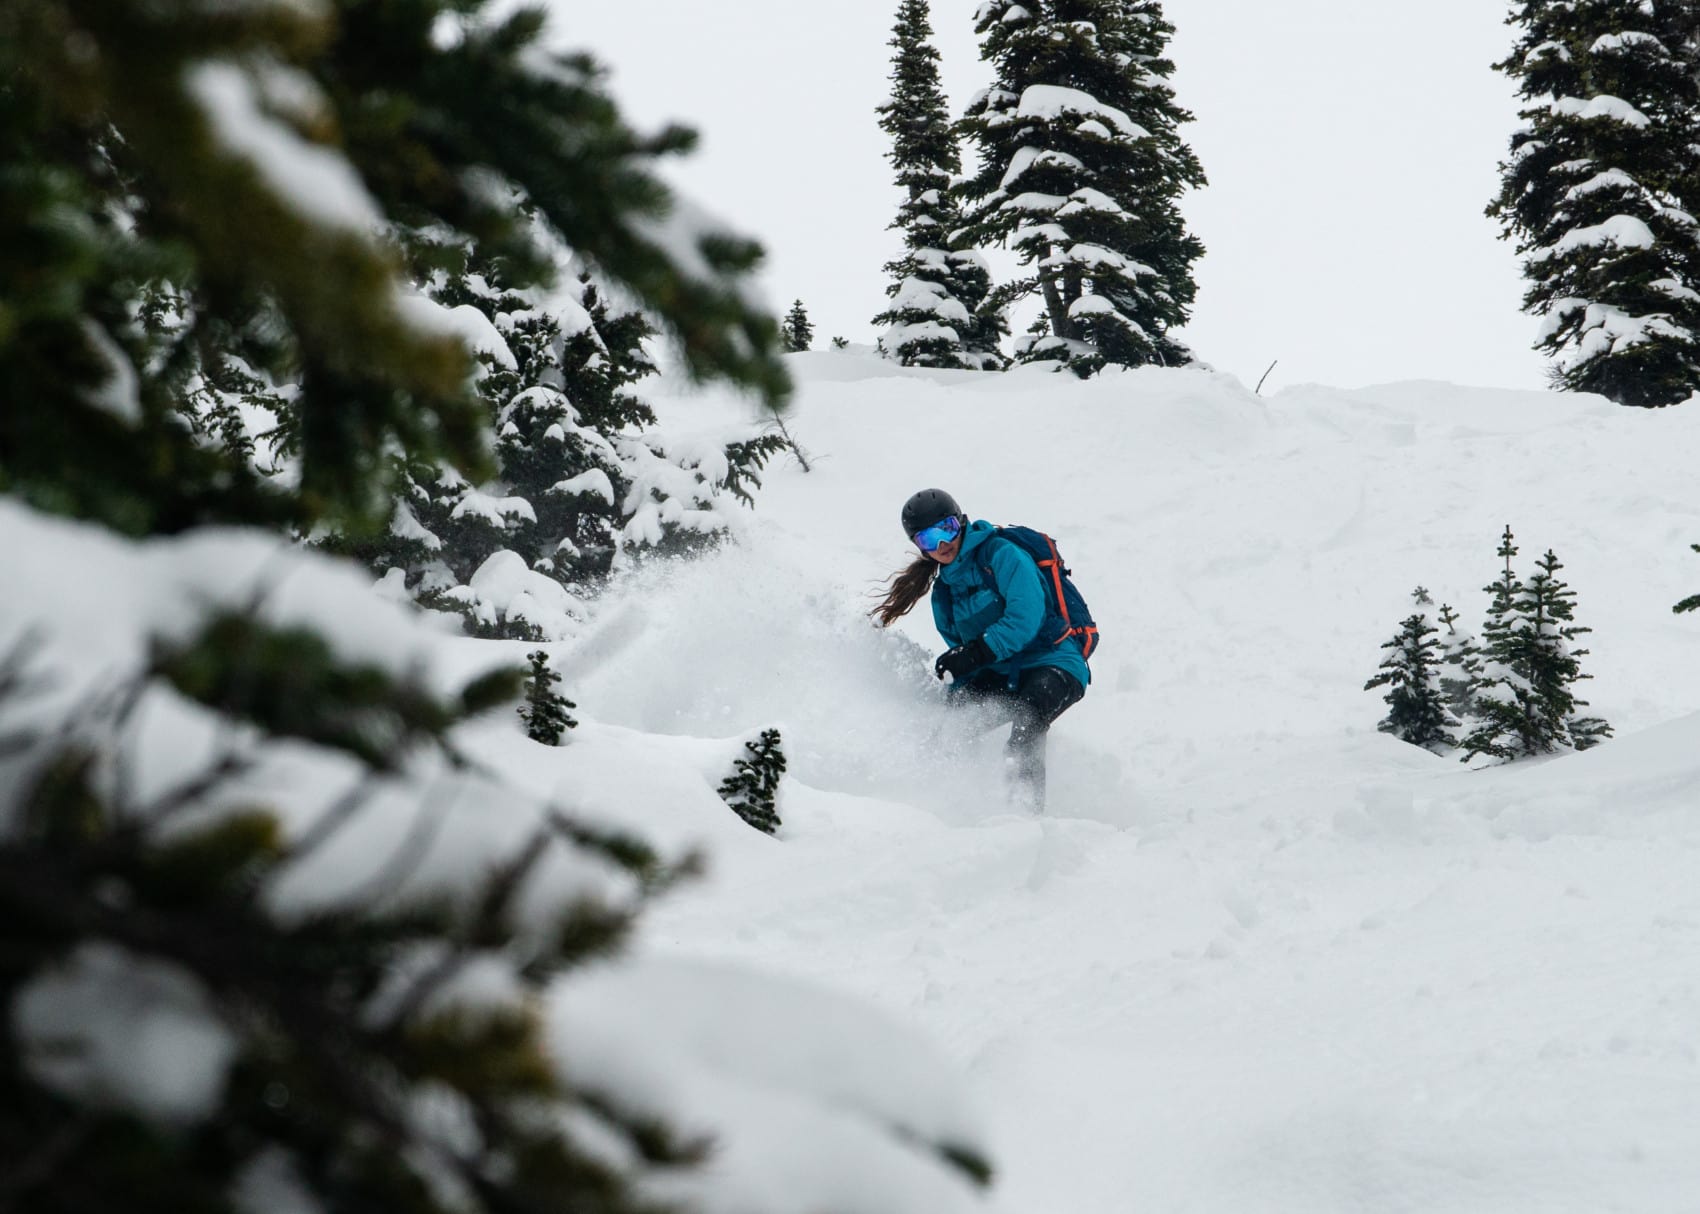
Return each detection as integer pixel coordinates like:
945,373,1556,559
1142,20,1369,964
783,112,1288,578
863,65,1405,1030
1539,298,1680,367
14,352,1700,1210
78,319,143,422
1015,85,1148,141
185,61,382,233
999,145,1088,191
1591,31,1665,55
1563,168,1641,200
1058,187,1125,218
889,277,972,324
1549,214,1657,256
531,352,1700,1212
1547,93,1652,129
395,292,518,372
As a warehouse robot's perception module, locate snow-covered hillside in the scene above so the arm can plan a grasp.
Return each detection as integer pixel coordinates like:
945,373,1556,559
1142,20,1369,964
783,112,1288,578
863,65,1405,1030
518,353,1700,1211
13,351,1700,1211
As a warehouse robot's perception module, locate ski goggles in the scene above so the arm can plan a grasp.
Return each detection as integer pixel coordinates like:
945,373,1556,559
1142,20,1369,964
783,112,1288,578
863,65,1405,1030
912,515,963,553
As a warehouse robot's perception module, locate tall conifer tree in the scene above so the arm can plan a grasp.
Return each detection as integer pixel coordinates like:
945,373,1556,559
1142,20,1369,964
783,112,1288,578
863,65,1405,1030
959,0,1205,377
873,0,1004,369
1489,0,1700,406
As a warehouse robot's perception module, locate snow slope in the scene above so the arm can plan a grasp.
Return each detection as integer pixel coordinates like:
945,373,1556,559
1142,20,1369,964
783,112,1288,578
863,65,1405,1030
14,348,1700,1211
521,351,1700,1211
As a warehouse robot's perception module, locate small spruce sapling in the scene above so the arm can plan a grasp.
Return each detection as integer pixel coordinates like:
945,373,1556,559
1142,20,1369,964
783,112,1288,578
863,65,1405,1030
718,728,787,835
1524,548,1612,750
519,650,577,745
1460,526,1546,762
782,301,815,352
1460,529,1611,761
1364,590,1459,753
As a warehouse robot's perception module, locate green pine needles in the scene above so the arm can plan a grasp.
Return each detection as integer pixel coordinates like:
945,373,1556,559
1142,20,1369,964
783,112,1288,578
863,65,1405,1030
520,650,578,746
718,728,788,836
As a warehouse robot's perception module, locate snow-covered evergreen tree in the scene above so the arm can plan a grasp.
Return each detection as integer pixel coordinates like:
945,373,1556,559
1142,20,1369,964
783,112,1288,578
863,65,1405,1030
959,0,1206,377
325,246,787,641
1365,592,1460,754
520,649,578,744
782,299,816,352
1461,527,1547,761
1461,529,1612,761
1435,600,1479,725
873,0,1005,370
719,728,789,836
1488,0,1700,406
1523,548,1613,750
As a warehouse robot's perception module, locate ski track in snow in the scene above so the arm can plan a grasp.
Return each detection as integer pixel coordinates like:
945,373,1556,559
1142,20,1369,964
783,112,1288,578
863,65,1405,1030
531,354,1700,1212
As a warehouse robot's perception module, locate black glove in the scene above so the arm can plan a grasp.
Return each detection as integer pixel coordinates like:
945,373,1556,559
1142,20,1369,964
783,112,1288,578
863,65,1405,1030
935,637,995,683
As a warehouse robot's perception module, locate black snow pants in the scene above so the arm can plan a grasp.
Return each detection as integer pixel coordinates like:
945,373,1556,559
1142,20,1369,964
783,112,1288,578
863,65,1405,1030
955,665,1085,811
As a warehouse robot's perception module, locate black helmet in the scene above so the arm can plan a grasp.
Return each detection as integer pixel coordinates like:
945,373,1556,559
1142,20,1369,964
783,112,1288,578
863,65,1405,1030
901,488,963,537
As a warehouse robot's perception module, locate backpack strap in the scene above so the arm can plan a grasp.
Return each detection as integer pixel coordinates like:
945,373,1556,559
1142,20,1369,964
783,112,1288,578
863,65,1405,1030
1010,528,1098,661
1034,532,1071,636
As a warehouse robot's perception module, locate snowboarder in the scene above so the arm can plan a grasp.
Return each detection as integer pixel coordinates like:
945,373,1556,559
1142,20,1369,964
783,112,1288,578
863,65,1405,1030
871,488,1091,811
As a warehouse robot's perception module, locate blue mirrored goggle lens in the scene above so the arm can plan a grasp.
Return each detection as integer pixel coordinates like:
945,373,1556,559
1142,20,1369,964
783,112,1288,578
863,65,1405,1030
912,516,962,552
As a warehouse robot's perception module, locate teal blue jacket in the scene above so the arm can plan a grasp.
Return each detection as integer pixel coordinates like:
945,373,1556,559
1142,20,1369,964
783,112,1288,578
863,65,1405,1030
930,520,1091,691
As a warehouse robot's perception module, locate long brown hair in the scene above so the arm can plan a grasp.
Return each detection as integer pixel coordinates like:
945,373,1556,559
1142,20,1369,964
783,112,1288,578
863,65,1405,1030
869,555,938,627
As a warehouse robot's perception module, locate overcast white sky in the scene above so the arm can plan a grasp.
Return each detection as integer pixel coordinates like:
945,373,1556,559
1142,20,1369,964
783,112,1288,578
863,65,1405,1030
553,0,1551,393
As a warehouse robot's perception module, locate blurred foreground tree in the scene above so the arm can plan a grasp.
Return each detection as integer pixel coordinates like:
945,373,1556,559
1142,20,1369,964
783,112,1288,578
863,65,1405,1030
0,0,789,537
0,2,992,1212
